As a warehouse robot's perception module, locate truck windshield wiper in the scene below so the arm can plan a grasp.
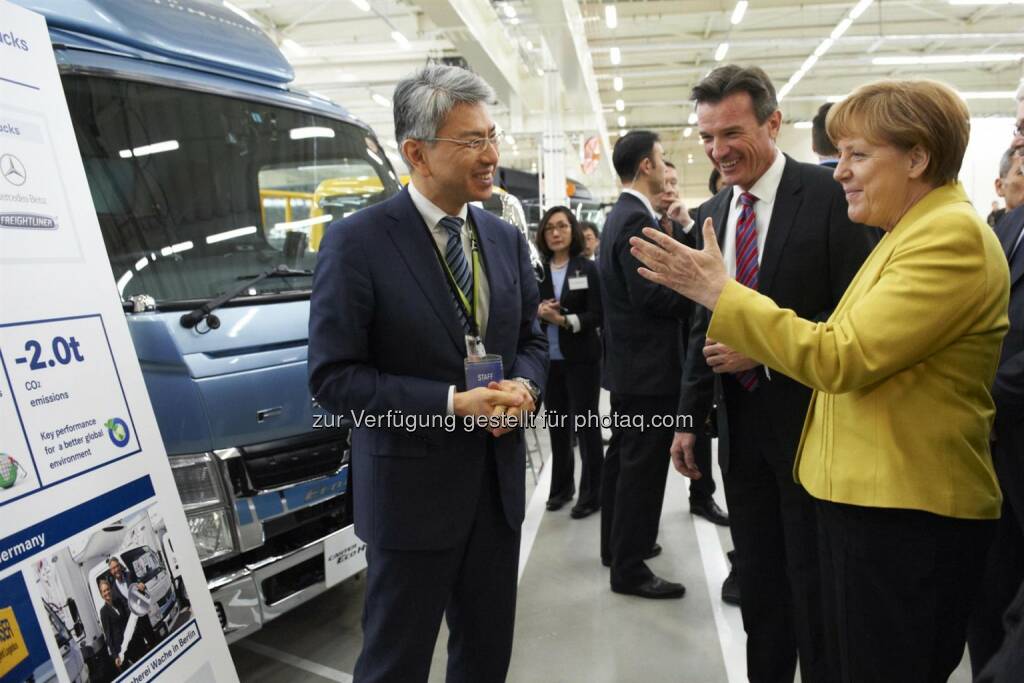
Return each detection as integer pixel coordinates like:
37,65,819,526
179,265,313,330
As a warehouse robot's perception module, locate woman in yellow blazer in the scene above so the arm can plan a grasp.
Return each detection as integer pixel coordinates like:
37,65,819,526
631,80,1010,682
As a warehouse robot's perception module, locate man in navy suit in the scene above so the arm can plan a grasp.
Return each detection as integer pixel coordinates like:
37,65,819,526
309,65,547,683
599,130,692,599
969,91,1024,677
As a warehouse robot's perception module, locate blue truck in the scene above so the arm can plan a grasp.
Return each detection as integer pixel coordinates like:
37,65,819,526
13,0,401,646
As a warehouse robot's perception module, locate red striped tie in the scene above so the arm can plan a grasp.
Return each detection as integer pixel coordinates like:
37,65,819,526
734,192,760,391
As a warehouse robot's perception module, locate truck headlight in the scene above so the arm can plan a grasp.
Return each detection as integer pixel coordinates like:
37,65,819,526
170,453,237,564
170,453,222,509
187,508,235,563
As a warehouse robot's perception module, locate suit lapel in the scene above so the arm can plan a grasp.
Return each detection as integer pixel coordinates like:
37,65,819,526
385,189,465,354
712,191,730,248
758,155,802,295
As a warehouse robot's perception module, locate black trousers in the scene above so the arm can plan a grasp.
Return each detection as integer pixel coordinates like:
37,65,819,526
688,430,716,501
544,359,604,507
353,447,520,683
600,392,676,587
969,429,1024,675
976,577,1024,683
817,500,995,683
724,388,826,683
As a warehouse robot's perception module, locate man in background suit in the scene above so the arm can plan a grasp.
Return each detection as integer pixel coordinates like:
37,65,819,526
309,65,547,683
673,65,876,682
969,90,1024,676
599,130,692,599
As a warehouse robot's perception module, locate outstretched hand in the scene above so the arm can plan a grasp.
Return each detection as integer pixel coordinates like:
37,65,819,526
629,218,729,310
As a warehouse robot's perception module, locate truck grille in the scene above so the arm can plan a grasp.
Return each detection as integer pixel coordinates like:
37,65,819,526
238,425,348,492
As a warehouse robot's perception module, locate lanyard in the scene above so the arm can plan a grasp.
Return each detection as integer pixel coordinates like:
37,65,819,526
430,219,483,338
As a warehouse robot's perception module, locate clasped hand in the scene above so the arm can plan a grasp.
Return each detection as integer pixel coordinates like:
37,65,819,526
453,380,536,437
537,299,564,327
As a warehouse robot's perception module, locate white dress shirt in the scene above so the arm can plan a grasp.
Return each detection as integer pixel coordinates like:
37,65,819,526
721,150,786,279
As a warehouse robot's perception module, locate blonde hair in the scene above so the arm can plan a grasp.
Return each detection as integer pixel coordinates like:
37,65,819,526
826,80,970,186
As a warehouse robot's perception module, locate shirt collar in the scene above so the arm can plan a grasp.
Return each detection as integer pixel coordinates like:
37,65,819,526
731,149,785,209
408,178,468,230
622,188,658,220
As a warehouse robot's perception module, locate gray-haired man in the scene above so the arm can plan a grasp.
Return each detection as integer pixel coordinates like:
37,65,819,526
309,65,547,682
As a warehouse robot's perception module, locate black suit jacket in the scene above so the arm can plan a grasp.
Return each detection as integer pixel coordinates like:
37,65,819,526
994,205,1024,438
538,255,603,364
100,596,130,658
679,155,877,469
599,193,692,396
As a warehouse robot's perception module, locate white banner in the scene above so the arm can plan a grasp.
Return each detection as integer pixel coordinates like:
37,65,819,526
0,3,237,681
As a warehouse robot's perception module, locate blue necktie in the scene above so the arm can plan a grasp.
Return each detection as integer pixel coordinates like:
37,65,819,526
439,215,474,332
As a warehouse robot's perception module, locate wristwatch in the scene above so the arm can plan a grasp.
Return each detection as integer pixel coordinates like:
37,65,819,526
512,377,540,402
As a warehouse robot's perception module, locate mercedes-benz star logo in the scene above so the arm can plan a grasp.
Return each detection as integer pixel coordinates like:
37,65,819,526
1,154,27,187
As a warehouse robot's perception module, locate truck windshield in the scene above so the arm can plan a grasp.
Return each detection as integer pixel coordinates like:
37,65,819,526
61,75,401,305
121,547,162,582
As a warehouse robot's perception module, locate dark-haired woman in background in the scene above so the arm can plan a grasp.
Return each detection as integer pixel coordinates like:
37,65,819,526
535,206,604,518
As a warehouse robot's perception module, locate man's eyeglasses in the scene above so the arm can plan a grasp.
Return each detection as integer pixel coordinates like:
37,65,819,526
425,132,504,151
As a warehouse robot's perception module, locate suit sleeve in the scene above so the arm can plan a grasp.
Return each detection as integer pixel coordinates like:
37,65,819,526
508,228,549,392
707,215,1001,394
993,348,1024,411
676,207,716,430
615,212,692,320
102,606,123,657
308,222,450,417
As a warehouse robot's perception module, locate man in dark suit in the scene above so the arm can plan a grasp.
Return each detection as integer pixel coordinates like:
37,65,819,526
672,65,876,683
598,130,692,599
970,110,1024,672
308,65,547,683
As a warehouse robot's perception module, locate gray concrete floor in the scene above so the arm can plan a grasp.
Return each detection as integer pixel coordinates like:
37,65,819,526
230,411,974,683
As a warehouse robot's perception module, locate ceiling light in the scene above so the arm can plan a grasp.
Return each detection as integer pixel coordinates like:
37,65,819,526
371,92,392,108
525,39,534,50
794,121,813,129
850,0,874,18
615,98,625,111
715,42,730,61
118,140,180,158
605,5,618,29
509,16,520,25
503,3,517,18
613,76,623,92
830,18,853,41
958,90,1017,99
618,129,627,137
536,67,544,77
730,1,748,25
814,38,834,58
610,47,621,65
687,112,698,125
281,38,307,56
874,53,1023,65
778,1,873,101
223,1,259,26
350,0,371,10
617,115,627,127
391,30,411,50
506,135,517,146
683,127,693,137
206,226,258,244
